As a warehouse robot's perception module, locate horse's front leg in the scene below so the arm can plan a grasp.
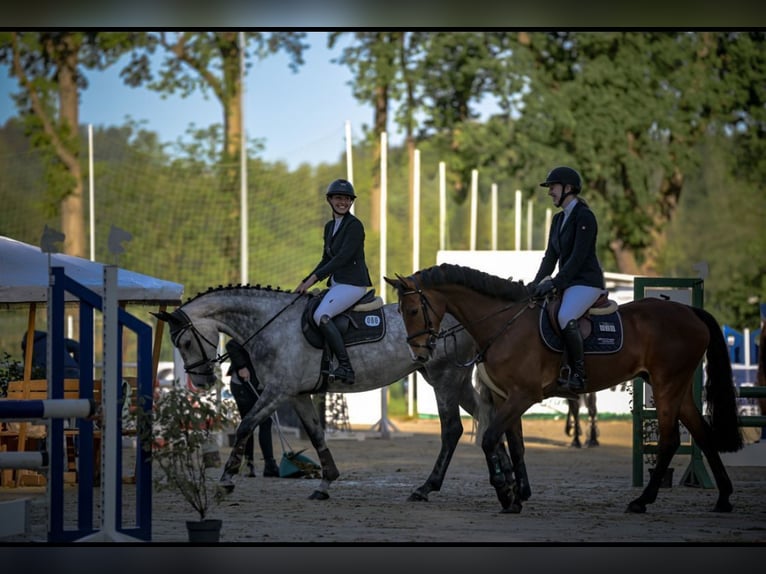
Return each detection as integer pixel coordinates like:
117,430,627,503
481,420,522,514
220,399,279,494
291,394,340,500
505,416,531,501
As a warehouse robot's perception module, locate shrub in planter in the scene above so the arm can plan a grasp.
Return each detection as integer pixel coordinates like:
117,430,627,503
135,383,235,539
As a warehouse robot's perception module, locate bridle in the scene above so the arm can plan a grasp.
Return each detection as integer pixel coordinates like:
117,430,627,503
400,276,538,367
398,277,440,354
169,292,305,378
168,309,221,377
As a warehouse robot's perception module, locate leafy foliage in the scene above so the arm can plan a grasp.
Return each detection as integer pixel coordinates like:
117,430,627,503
135,384,235,521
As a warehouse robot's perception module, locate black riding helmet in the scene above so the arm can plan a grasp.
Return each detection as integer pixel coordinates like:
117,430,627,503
326,178,356,199
540,166,582,207
540,166,582,191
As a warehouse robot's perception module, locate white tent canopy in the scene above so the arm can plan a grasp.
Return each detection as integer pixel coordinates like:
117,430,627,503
0,235,183,305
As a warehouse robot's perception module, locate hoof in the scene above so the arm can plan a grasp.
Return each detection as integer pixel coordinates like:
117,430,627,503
587,440,600,448
625,501,647,513
500,502,523,514
713,501,733,513
308,490,330,500
518,485,531,502
217,483,235,495
408,491,429,502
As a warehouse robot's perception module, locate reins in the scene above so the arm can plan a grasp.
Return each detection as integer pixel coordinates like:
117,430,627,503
219,292,305,363
174,291,306,373
403,278,541,368
439,300,536,368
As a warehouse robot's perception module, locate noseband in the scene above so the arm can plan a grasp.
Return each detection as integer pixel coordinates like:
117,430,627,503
168,309,221,377
399,279,439,353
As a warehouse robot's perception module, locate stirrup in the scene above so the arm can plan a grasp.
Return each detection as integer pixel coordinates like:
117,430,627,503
331,366,355,384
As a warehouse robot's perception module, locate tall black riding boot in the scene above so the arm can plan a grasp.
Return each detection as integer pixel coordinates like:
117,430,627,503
318,315,355,384
559,319,587,393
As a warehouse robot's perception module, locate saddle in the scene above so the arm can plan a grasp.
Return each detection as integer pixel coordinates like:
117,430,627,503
300,289,386,350
538,292,624,355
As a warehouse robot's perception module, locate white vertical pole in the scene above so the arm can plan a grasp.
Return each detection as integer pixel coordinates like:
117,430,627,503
527,199,534,250
345,120,354,184
379,131,387,305
491,183,498,250
78,266,140,541
88,125,95,262
744,328,751,365
409,149,421,417
545,208,552,249
439,162,446,251
470,169,478,250
376,131,394,438
239,31,248,285
514,190,522,251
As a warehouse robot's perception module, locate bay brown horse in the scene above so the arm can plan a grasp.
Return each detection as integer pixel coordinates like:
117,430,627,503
386,263,743,514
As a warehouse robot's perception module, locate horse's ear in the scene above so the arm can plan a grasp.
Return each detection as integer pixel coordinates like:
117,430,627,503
151,310,175,323
383,276,400,289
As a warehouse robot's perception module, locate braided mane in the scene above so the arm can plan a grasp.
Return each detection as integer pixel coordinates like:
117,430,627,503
415,263,528,301
183,283,290,305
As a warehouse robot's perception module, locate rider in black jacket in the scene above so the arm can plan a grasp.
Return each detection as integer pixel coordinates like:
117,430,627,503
530,166,605,394
295,179,373,384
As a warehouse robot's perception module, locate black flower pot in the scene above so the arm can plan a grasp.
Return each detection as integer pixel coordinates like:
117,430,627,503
186,519,222,543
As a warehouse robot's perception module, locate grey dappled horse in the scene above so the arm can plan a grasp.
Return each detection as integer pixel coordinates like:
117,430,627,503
155,284,530,502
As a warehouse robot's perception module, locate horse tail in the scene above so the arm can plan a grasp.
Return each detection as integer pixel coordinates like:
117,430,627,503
691,306,743,453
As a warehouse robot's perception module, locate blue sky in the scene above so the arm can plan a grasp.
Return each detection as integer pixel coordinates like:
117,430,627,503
0,33,381,170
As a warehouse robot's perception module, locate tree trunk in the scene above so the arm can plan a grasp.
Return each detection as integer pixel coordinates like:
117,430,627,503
608,239,641,276
55,34,85,258
369,83,388,233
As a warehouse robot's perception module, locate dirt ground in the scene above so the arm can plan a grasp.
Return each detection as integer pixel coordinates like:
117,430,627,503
1,417,765,544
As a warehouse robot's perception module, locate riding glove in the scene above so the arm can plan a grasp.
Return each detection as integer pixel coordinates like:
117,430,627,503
533,279,555,298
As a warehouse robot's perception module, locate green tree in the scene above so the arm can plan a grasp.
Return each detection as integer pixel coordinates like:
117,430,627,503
120,31,307,170
329,31,406,231
0,31,140,257
507,31,766,274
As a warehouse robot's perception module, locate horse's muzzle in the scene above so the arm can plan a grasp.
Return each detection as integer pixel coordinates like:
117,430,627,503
189,372,218,389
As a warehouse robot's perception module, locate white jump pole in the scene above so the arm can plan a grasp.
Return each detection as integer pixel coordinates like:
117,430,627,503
77,266,140,542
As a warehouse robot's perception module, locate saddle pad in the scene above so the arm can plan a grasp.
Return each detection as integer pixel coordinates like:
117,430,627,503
343,308,386,347
539,307,623,354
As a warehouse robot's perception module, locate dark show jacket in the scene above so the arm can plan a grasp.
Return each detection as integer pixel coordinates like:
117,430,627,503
533,201,605,290
306,212,373,287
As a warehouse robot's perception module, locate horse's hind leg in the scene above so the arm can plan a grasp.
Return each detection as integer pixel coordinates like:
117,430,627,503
408,396,463,502
679,396,734,512
566,398,583,448
626,391,681,513
291,394,340,500
586,393,599,447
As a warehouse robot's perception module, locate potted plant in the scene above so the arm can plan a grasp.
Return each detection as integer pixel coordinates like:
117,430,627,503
136,382,235,543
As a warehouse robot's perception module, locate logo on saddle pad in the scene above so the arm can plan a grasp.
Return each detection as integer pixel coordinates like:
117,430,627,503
301,290,386,350
539,300,623,354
